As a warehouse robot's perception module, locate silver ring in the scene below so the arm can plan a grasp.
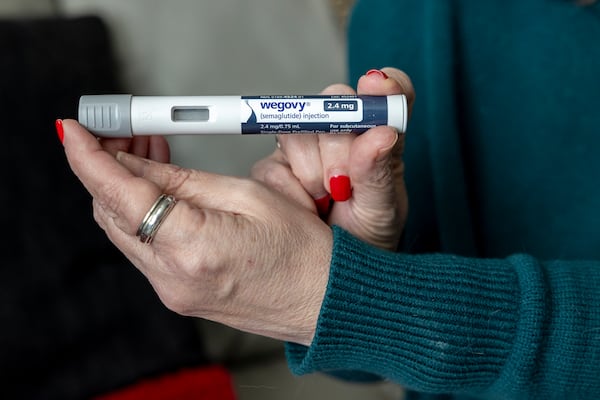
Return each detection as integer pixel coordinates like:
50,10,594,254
136,194,177,244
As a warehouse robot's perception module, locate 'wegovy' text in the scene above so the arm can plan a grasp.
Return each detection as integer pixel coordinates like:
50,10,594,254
260,101,308,113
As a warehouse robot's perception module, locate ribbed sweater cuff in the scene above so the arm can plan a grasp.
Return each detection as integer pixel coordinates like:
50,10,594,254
286,226,520,393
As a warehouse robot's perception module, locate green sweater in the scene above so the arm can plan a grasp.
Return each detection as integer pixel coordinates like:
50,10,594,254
286,1,600,399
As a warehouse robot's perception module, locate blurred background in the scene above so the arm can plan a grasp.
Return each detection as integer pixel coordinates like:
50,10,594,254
0,0,403,398
62,0,349,175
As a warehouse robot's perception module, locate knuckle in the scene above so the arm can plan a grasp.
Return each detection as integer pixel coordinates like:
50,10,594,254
250,157,279,182
96,177,135,217
157,260,231,316
384,68,415,104
294,164,323,191
236,177,269,200
162,164,194,194
159,290,194,315
261,164,294,192
151,267,200,316
250,159,267,180
175,257,207,282
371,166,404,202
91,201,108,231
95,175,157,234
288,160,324,196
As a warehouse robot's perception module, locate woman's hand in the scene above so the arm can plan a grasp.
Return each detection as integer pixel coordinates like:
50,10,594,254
251,68,415,251
61,120,332,346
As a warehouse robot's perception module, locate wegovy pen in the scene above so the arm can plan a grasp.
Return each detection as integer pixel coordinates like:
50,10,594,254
78,94,407,138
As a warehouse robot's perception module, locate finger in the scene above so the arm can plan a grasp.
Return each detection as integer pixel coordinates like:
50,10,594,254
94,189,198,257
100,137,134,157
87,156,234,291
251,155,316,212
92,198,147,265
115,150,260,215
63,119,253,293
275,132,325,200
351,67,412,205
62,119,162,237
331,67,411,206
87,153,227,271
281,143,332,216
93,196,200,286
111,150,319,278
269,84,354,212
148,136,171,163
277,83,354,200
317,84,357,202
350,67,410,190
130,136,150,158
99,136,170,163
326,125,407,250
349,125,403,201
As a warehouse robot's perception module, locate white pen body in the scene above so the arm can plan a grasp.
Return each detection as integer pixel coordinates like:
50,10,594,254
131,96,242,135
78,94,407,137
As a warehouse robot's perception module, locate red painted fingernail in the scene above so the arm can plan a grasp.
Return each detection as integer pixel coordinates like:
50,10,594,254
314,194,332,217
330,175,352,202
366,69,389,79
55,119,64,144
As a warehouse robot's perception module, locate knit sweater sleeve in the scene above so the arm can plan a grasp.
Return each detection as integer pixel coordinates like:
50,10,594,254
285,226,600,399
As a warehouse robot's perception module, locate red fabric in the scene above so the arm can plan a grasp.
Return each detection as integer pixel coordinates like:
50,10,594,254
95,365,236,400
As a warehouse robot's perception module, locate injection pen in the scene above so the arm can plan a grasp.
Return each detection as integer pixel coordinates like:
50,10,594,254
78,94,407,138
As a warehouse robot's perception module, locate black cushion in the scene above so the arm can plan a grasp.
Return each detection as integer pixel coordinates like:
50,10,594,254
0,15,207,400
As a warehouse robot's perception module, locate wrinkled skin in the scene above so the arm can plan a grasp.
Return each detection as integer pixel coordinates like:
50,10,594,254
61,67,414,346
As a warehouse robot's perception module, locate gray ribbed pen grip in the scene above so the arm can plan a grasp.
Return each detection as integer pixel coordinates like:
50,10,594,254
78,94,133,137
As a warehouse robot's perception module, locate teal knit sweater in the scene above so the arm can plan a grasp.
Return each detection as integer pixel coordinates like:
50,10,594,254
286,1,600,399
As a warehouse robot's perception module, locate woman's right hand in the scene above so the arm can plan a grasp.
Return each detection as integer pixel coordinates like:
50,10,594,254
251,67,415,250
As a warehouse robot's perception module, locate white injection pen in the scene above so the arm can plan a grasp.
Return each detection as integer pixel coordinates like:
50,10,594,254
78,94,407,138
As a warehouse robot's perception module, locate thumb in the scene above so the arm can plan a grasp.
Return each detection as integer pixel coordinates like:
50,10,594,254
350,126,402,200
333,126,407,250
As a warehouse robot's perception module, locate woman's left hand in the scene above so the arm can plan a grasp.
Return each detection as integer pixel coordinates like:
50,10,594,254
61,120,333,346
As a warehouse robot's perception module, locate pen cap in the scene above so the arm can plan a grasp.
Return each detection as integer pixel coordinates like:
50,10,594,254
78,94,133,137
387,94,408,133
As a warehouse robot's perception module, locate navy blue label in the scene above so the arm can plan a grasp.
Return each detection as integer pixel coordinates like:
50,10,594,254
241,95,388,134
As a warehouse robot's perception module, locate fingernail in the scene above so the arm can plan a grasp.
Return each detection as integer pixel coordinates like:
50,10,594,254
55,119,64,144
366,69,389,79
314,194,332,217
330,175,352,202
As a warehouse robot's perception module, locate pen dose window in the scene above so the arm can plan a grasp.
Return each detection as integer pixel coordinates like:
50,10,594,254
172,107,210,122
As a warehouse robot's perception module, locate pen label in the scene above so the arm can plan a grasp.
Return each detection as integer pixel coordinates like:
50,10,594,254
240,95,387,134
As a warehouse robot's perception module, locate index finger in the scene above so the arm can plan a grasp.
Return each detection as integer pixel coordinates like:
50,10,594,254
62,119,161,236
